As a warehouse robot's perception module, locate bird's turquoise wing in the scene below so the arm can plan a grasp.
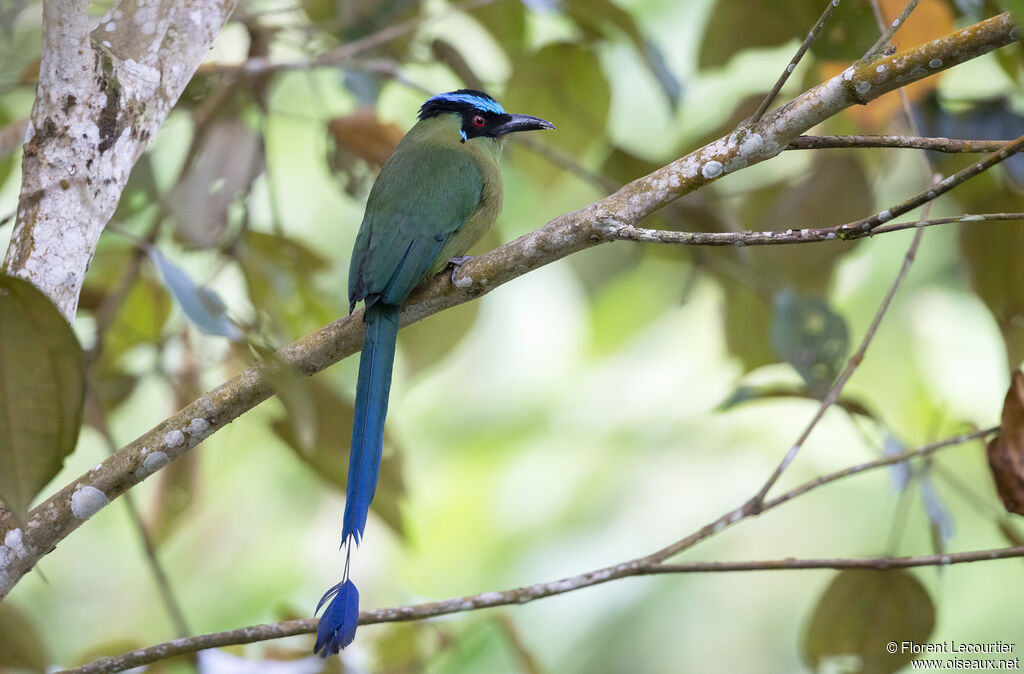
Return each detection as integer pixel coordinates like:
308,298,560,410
348,143,483,309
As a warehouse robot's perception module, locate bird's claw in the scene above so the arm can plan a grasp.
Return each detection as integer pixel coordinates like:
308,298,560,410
449,255,473,285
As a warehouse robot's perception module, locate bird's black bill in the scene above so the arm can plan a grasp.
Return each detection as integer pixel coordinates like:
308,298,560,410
493,114,556,136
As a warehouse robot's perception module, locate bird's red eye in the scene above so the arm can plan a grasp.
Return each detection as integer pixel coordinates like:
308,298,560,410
472,115,486,128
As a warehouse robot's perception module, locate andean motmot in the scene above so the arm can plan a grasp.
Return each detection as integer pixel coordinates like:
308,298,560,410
314,90,554,656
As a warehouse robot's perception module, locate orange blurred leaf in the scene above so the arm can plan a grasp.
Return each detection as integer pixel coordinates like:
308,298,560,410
819,0,953,130
987,370,1024,516
328,109,404,168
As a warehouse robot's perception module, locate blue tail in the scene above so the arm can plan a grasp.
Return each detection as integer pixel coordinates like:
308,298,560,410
342,301,399,544
314,301,399,656
314,577,359,655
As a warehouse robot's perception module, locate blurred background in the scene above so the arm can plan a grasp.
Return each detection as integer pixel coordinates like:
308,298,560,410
1,0,1024,671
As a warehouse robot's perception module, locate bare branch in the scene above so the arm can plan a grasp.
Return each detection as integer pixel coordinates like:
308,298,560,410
208,0,500,78
607,213,1024,246
749,141,943,504
752,0,842,122
91,413,190,636
581,13,1020,229
837,134,1024,238
0,10,1018,601
865,0,923,59
58,422,1001,674
657,546,1024,572
787,134,1022,153
760,426,996,511
870,212,1024,234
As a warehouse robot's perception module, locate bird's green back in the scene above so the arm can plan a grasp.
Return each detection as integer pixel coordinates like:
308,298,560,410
348,113,504,311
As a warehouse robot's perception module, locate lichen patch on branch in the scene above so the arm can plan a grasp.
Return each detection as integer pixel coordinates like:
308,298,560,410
70,485,109,520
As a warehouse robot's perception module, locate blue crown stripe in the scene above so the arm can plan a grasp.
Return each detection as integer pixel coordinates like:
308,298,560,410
431,92,506,114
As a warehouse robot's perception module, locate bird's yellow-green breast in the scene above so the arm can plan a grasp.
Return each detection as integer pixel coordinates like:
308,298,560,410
402,113,505,273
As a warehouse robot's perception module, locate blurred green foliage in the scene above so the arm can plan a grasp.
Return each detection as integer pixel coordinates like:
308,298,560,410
0,275,84,522
0,0,1023,672
803,569,936,674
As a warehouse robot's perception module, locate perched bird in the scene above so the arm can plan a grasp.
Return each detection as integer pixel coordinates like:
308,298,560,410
314,90,554,656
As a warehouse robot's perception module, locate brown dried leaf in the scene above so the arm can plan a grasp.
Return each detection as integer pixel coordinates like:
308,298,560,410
169,118,264,248
328,109,404,169
987,371,1024,516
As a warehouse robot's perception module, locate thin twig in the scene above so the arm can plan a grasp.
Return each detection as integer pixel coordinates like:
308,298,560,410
751,0,946,513
56,427,995,673
838,135,1024,238
60,451,1012,674
749,224,927,507
787,135,1022,153
91,408,190,637
654,546,1024,572
606,212,1024,246
517,135,619,193
638,426,995,568
87,214,165,364
760,426,996,512
865,0,923,59
207,0,500,77
752,0,843,122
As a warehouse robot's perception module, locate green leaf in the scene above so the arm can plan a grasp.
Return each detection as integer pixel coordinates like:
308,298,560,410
997,518,1024,547
744,154,870,292
239,231,340,338
471,0,527,58
0,105,15,191
994,41,1024,84
271,380,406,538
373,623,429,672
83,359,139,431
258,345,318,453
803,569,936,674
1000,0,1024,28
699,0,876,69
112,154,159,222
715,154,866,374
564,0,681,107
0,275,85,521
810,0,879,61
505,42,611,183
960,211,1024,367
0,602,47,672
103,278,172,358
722,283,776,372
77,239,135,314
398,299,479,377
770,290,849,398
700,0,816,69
